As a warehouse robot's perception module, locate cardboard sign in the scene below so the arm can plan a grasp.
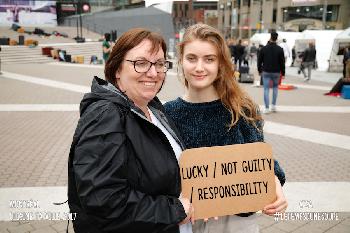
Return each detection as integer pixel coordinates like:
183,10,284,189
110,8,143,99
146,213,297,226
179,142,276,220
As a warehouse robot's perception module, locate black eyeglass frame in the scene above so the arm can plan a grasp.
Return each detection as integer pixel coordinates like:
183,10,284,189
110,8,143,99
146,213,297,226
125,59,172,73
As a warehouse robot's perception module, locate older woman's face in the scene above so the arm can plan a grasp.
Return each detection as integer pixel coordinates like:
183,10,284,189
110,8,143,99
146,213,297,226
116,39,165,107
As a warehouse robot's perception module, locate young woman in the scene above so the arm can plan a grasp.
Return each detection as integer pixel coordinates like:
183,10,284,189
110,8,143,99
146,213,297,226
164,24,287,233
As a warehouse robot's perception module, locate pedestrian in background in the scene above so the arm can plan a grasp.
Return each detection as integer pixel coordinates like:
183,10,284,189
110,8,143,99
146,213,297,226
234,39,245,68
257,44,264,86
227,38,235,62
325,76,350,96
0,46,2,74
250,43,258,66
343,47,350,78
300,42,316,82
68,28,193,233
242,40,250,66
279,38,291,65
325,46,350,96
258,32,285,114
346,47,350,79
165,23,287,233
291,45,296,67
102,33,113,63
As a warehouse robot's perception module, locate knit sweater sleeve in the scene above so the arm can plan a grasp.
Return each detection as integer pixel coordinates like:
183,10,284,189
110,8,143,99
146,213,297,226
239,118,286,186
165,100,285,186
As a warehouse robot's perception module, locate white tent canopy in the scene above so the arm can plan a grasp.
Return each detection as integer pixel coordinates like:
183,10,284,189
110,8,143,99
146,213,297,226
250,32,271,46
250,31,301,47
299,30,342,71
250,31,302,65
329,27,350,72
251,30,344,71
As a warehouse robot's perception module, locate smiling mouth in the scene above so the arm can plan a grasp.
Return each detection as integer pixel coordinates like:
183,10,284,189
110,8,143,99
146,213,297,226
193,75,206,79
142,81,156,87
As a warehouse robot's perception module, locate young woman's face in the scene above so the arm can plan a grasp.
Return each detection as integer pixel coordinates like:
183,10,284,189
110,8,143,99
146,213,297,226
116,39,165,107
182,39,219,92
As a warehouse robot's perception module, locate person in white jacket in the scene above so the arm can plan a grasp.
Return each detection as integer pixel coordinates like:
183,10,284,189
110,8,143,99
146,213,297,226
279,39,291,64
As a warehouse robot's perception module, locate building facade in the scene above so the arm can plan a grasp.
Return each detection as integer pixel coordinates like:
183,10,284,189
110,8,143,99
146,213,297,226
218,0,350,39
173,0,218,37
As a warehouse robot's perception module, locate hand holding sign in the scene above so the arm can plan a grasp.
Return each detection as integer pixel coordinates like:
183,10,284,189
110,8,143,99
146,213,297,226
179,142,277,220
178,197,195,225
263,176,288,215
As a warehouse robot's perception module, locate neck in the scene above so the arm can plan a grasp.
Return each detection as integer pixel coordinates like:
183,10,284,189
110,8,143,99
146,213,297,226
183,86,219,103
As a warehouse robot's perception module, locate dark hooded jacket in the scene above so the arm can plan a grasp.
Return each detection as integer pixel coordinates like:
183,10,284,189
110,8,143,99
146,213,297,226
68,77,187,233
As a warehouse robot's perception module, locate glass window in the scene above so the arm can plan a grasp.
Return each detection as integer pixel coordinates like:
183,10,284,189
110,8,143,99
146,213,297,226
273,9,276,23
282,5,339,22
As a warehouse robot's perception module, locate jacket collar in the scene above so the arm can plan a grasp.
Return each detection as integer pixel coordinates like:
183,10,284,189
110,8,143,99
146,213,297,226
96,76,185,150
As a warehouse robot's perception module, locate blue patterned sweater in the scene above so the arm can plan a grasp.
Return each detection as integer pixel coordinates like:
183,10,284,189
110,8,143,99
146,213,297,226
164,97,285,185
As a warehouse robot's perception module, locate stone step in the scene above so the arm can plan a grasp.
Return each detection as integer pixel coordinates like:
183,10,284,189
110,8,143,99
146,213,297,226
0,43,104,64
0,56,55,64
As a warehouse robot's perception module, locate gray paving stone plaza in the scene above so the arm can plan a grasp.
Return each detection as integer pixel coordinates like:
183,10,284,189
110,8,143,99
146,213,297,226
0,60,349,232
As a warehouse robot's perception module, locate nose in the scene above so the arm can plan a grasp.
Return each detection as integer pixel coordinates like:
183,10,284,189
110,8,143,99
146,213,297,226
146,64,158,77
195,60,204,72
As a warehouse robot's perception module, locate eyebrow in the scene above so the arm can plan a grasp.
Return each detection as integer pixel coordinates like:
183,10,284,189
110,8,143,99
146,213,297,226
133,56,165,61
185,54,217,57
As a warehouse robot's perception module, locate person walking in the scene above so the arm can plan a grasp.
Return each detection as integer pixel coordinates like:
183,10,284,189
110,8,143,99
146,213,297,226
291,46,296,67
227,38,235,62
257,32,285,114
68,28,193,233
279,39,291,65
256,44,264,86
300,42,316,82
250,43,258,66
234,39,245,68
164,24,287,233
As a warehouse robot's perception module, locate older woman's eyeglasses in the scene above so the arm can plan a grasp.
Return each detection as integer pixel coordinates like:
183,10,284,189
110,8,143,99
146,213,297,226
126,59,172,73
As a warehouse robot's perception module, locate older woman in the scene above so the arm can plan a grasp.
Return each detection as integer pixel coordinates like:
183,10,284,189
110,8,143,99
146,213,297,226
68,28,192,233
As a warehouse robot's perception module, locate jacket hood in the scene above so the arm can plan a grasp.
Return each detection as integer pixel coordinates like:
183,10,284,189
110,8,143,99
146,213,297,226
80,76,164,116
80,77,129,115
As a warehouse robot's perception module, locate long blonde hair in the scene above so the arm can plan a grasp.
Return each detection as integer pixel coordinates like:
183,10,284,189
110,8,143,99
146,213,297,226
177,24,262,128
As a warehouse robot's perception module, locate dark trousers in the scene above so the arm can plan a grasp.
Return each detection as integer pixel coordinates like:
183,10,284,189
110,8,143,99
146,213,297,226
343,62,347,78
329,78,350,93
235,56,243,68
291,56,296,66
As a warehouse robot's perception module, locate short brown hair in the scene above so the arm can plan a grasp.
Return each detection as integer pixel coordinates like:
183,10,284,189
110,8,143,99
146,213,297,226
104,28,167,84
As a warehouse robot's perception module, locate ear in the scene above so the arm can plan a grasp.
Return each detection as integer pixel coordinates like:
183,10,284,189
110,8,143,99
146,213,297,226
115,69,120,80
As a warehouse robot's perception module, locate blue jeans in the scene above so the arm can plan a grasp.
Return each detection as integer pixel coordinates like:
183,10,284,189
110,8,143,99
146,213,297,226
262,72,280,108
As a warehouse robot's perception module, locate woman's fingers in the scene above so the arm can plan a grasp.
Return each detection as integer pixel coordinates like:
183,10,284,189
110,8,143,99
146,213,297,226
203,216,219,222
178,198,192,225
190,205,195,224
263,200,288,216
263,176,288,216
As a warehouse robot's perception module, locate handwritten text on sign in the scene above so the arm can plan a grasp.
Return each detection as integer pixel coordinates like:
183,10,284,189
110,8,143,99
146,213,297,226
179,142,276,220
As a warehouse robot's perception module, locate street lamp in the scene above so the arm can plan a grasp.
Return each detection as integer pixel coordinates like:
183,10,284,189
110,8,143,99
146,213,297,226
75,0,89,43
259,0,263,33
79,0,83,40
322,0,328,29
219,4,224,36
